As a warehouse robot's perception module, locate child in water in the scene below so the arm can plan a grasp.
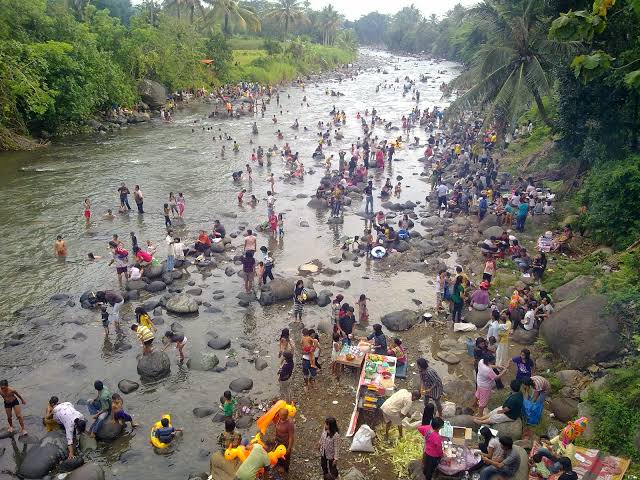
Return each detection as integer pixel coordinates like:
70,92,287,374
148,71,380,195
357,294,369,324
100,305,110,335
163,331,187,361
256,261,265,287
237,189,246,204
0,379,27,434
111,393,137,429
278,213,285,237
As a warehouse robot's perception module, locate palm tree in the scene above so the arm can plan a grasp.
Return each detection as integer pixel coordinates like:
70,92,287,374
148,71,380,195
447,0,571,132
266,0,308,38
207,0,261,35
319,4,341,45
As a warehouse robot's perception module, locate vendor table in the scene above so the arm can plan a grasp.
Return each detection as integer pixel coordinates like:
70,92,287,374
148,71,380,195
335,344,366,369
346,353,397,437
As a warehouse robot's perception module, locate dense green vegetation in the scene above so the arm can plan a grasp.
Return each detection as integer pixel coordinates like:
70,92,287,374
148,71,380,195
0,0,356,149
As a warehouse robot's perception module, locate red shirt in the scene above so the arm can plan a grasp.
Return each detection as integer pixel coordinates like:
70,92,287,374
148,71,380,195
418,425,443,458
198,233,211,247
136,250,152,263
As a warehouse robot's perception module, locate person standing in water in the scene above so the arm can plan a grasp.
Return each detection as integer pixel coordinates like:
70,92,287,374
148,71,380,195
133,185,144,214
0,380,27,435
176,193,185,217
118,183,131,211
83,198,91,226
54,235,67,258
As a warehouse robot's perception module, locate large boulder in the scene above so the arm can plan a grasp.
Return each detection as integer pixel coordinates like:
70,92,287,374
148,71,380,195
258,278,295,306
68,463,105,480
143,264,164,279
146,281,166,293
166,294,199,314
381,310,420,331
138,79,167,110
187,351,219,371
18,431,67,479
207,336,231,350
342,468,368,480
118,379,139,394
494,419,523,440
513,445,530,480
229,377,253,393
95,419,124,442
126,280,147,291
307,198,328,209
137,351,171,380
512,328,538,345
548,397,578,423
553,275,595,303
446,415,477,429
466,308,491,328
541,294,621,368
484,226,505,238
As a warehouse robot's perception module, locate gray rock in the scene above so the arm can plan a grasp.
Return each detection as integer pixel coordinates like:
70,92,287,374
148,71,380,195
512,328,538,345
541,295,620,368
445,415,477,428
170,321,184,333
207,337,231,350
193,407,215,418
212,293,225,300
235,416,254,429
494,419,523,440
381,310,419,331
436,351,460,365
225,267,235,277
71,362,86,370
186,287,203,296
138,78,167,110
335,280,351,289
143,265,164,279
342,467,368,480
226,360,239,368
187,352,219,371
118,379,139,394
18,431,67,479
229,377,253,393
126,280,147,291
137,351,171,380
165,294,199,314
316,293,332,307
146,281,167,293
553,275,595,303
254,358,268,371
95,419,123,442
72,332,87,341
548,397,578,422
483,226,504,238
68,463,105,480
466,308,491,328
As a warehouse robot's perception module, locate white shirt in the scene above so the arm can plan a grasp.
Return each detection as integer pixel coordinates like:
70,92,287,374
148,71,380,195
486,320,499,342
436,184,448,197
129,266,142,280
53,402,85,445
267,195,275,207
165,235,173,256
380,389,413,417
523,310,536,330
543,204,554,214
173,242,185,259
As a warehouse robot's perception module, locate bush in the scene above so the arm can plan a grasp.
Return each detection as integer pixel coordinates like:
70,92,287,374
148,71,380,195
263,38,282,55
579,155,640,249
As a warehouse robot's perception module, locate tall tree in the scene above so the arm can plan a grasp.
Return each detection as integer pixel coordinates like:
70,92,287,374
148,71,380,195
448,0,572,132
207,0,260,35
318,4,340,45
265,0,307,38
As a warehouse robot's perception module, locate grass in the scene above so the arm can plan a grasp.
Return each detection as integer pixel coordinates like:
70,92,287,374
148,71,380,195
228,37,266,50
232,49,267,66
541,254,603,292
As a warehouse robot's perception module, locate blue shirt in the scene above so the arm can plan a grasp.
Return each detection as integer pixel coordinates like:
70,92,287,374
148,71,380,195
156,426,175,444
518,203,529,217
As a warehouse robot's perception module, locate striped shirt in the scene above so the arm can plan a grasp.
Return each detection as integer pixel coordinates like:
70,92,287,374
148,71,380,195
531,375,551,393
136,325,154,343
420,367,443,399
319,431,340,460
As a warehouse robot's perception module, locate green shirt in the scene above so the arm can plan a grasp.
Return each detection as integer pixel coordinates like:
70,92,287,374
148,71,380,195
503,392,523,420
235,444,271,480
223,399,236,417
97,387,112,412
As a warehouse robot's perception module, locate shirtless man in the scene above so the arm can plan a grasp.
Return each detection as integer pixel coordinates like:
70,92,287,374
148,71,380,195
0,380,27,434
54,235,67,258
244,229,257,255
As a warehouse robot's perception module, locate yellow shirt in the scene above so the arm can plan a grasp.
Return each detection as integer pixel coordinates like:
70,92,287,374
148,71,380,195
139,313,155,331
498,321,511,344
136,325,154,343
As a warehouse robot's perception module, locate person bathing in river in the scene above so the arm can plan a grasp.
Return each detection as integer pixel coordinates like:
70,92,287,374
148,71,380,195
0,380,27,435
163,330,187,361
54,235,67,258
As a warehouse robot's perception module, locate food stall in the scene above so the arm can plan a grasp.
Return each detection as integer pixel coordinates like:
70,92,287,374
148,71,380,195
437,422,477,476
346,353,397,437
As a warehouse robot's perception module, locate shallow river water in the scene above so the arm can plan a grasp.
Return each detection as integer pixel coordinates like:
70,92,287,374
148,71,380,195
0,50,462,478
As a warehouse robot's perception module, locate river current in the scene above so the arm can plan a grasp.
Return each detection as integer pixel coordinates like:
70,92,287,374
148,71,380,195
0,50,461,479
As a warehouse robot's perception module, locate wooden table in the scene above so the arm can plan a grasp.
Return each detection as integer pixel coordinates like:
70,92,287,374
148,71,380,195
335,345,366,369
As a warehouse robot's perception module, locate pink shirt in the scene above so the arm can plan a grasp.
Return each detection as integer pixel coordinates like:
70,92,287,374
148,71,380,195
136,250,152,262
417,425,443,458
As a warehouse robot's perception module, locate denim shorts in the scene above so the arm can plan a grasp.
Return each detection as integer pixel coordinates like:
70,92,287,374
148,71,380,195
302,358,317,378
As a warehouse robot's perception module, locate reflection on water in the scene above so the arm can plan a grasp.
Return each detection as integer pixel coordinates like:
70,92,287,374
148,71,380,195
0,49,462,478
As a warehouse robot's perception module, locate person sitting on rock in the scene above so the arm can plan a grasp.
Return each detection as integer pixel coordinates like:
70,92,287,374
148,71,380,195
194,230,211,252
473,380,523,425
470,282,490,311
111,393,137,429
88,381,111,438
478,436,520,480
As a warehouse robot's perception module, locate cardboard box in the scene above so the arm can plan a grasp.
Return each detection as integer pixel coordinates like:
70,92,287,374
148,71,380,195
451,426,473,445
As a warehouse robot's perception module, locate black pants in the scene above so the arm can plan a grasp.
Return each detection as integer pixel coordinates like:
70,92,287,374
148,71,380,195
263,265,274,283
423,453,440,480
452,301,463,322
136,201,144,213
321,455,338,478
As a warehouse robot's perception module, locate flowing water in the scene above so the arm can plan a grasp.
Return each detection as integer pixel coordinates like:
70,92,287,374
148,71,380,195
0,50,463,478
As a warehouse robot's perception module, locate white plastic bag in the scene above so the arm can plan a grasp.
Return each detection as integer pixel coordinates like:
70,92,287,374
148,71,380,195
350,424,376,452
453,322,477,332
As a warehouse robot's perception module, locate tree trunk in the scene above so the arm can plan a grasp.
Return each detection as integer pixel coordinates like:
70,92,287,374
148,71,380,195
176,3,180,19
531,87,555,130
224,12,229,35
189,4,194,23
285,16,289,38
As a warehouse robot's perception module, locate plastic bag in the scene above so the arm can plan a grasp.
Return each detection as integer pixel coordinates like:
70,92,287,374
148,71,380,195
350,424,376,452
524,398,543,425
454,322,477,332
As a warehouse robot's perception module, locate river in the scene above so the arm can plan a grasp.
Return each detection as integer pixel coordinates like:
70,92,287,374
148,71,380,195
0,50,462,479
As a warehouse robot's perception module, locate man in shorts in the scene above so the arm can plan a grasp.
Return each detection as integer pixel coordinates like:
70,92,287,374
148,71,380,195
0,380,27,434
380,389,421,440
